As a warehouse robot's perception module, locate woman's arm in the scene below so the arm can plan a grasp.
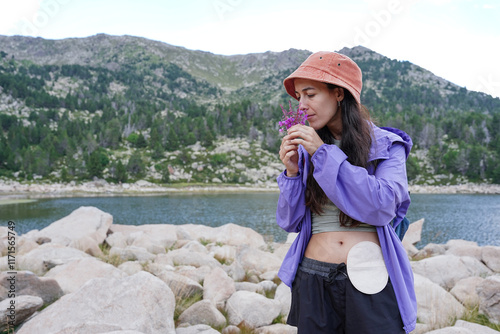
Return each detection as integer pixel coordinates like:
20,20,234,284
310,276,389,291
276,171,307,233
312,143,409,226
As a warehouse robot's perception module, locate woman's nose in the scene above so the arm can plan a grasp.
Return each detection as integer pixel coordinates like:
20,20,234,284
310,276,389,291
298,100,308,110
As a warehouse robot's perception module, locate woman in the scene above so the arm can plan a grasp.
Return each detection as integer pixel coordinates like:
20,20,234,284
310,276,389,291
276,51,417,333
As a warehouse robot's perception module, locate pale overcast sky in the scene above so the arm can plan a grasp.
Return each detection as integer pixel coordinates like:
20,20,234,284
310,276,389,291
1,0,499,98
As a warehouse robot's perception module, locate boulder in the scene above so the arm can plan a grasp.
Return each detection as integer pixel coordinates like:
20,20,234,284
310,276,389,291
477,276,500,324
413,273,465,328
17,244,91,275
402,218,424,256
414,243,446,260
176,225,194,241
109,245,156,263
153,253,174,267
13,236,39,256
0,227,8,256
176,265,212,284
0,257,8,272
176,324,221,334
274,283,292,318
215,223,267,249
258,280,277,293
177,300,226,328
259,270,279,282
182,240,209,254
425,321,500,334
45,257,127,294
0,295,43,329
445,239,483,261
236,245,282,274
226,291,281,328
235,282,264,294
154,269,204,300
69,235,103,256
108,224,178,250
179,223,266,249
118,261,144,275
16,271,176,334
0,271,63,304
105,231,128,248
482,246,500,272
254,324,297,334
164,248,221,268
207,243,237,264
221,325,241,334
450,276,484,307
411,254,491,290
454,320,500,334
203,266,236,307
146,262,173,275
425,327,476,333
244,270,261,284
127,231,167,255
0,285,7,300
101,331,146,334
34,206,112,252
414,323,432,334
223,261,246,282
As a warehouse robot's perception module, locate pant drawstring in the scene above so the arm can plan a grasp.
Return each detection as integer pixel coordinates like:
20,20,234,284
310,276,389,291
327,262,348,283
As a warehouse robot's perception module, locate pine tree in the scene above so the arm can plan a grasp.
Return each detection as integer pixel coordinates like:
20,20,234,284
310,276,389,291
135,133,147,148
161,165,170,183
115,160,128,183
61,167,70,182
101,119,121,149
151,142,164,160
127,151,145,178
166,129,180,151
149,127,164,159
87,150,105,179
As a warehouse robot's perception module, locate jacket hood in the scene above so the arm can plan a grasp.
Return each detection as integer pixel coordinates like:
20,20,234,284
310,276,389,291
370,126,413,161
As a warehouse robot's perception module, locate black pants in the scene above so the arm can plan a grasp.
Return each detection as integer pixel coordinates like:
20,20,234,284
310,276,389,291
287,257,405,334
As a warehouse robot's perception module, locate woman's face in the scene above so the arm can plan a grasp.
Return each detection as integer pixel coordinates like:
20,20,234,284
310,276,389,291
293,78,343,132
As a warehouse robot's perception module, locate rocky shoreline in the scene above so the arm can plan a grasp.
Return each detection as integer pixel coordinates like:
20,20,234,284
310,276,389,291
1,207,499,333
1,179,500,199
0,179,279,199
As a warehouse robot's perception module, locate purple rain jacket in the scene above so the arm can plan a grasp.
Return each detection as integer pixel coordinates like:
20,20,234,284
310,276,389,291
276,125,417,333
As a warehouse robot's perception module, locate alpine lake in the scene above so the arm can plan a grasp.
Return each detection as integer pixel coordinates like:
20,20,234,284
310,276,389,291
1,192,499,248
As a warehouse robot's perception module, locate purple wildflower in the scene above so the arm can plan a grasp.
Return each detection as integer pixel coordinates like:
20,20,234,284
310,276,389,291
278,100,308,133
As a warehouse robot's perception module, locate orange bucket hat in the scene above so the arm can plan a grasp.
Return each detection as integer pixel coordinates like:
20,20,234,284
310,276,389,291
283,51,363,105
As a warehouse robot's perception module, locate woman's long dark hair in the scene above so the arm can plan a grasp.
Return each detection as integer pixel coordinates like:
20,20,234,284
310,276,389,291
305,84,373,226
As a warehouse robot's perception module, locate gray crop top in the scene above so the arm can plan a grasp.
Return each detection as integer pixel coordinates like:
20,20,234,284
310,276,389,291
311,201,377,234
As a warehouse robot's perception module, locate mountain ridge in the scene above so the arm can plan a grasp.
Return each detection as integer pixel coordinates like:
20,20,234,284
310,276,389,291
2,33,495,109
0,33,471,100
0,34,313,96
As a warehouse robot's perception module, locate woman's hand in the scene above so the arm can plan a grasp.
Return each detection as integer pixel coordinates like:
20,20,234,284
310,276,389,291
279,134,300,177
287,124,324,157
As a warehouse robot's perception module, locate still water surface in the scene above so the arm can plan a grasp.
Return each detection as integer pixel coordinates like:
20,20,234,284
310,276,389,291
1,193,499,247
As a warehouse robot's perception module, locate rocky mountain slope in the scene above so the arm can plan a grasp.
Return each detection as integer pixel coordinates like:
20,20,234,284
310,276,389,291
1,34,499,186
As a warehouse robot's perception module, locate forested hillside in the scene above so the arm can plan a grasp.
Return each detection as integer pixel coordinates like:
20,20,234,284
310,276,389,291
0,34,499,185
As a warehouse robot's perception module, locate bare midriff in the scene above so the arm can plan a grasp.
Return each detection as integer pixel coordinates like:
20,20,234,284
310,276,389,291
304,231,380,264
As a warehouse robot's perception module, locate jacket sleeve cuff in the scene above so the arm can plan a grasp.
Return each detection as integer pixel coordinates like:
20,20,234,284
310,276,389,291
277,170,303,196
276,171,306,232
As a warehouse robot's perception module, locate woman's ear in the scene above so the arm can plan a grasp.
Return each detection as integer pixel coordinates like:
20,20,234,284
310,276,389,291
336,87,345,102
